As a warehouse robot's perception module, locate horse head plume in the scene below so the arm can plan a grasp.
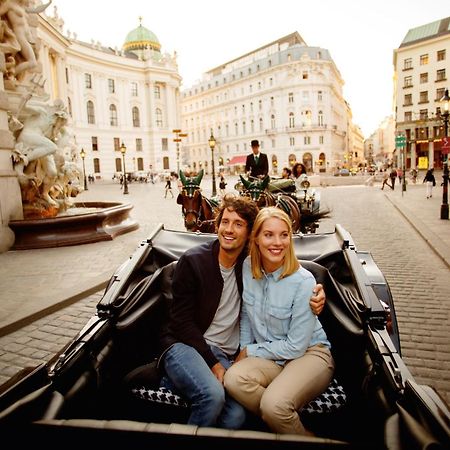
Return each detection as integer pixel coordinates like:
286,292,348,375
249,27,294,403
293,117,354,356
194,169,204,185
239,174,251,190
179,170,187,187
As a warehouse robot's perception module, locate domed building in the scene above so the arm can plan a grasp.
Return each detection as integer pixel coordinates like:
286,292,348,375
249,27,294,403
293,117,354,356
123,17,161,58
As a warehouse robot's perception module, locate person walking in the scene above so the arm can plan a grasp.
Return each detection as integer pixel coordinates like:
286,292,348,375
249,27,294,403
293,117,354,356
164,175,174,198
423,168,436,199
389,168,397,190
224,207,334,435
219,175,227,197
381,171,391,190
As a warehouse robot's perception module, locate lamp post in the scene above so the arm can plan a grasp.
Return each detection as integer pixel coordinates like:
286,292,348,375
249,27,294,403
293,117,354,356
439,89,449,220
79,148,88,191
208,130,217,197
120,142,129,195
173,129,188,174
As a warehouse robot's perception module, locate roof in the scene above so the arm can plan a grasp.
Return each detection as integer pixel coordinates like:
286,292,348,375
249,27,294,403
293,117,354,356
123,18,161,52
227,155,247,166
400,17,450,47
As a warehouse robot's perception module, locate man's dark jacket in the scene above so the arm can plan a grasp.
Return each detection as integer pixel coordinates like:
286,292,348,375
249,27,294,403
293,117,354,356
159,239,245,368
245,152,269,178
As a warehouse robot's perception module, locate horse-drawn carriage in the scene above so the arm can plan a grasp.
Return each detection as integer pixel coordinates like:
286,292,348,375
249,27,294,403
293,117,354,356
0,224,448,448
177,170,326,234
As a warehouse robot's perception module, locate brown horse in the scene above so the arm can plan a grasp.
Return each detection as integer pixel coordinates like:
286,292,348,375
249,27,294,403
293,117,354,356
177,170,218,233
239,175,302,233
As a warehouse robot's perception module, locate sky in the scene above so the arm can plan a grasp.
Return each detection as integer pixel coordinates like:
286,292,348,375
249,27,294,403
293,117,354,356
48,0,450,138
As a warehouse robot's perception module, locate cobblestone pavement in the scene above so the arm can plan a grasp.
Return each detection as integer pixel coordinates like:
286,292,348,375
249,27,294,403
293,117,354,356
0,177,449,406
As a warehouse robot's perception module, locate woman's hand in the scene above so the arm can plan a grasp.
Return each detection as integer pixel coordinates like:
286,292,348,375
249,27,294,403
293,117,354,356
211,362,226,384
310,284,326,315
234,347,248,363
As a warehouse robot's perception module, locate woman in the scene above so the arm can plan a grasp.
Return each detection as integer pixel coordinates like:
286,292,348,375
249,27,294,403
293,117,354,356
292,162,308,191
423,168,436,199
224,207,334,435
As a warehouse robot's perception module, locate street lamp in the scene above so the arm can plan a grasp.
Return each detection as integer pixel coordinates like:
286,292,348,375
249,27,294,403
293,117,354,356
79,148,88,191
208,130,217,197
439,89,449,220
173,129,188,174
120,142,129,195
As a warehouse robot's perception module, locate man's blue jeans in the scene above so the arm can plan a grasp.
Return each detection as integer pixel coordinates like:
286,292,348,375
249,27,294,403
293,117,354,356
161,342,246,429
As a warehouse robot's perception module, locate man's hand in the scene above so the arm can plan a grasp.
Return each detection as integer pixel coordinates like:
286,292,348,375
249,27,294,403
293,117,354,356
211,362,226,384
234,347,247,364
310,283,326,315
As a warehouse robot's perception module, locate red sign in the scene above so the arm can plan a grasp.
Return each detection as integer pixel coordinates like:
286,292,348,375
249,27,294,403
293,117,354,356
442,137,450,155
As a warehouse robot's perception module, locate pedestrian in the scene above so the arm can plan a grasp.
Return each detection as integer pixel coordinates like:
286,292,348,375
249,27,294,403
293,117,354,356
292,162,308,191
245,139,269,179
423,168,436,199
410,168,418,184
397,168,403,186
381,171,391,190
281,167,292,179
219,175,227,197
389,168,397,190
164,175,174,198
224,207,334,436
154,195,326,429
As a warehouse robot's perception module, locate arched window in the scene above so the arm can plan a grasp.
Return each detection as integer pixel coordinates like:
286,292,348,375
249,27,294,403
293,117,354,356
259,117,263,131
93,158,100,173
132,106,140,127
137,157,144,170
304,110,312,126
318,110,324,126
156,108,163,127
87,100,95,124
242,121,246,134
289,112,295,128
67,97,72,117
109,104,118,126
271,114,276,129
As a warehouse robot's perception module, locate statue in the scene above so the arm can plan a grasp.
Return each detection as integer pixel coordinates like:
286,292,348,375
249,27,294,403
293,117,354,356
0,0,52,83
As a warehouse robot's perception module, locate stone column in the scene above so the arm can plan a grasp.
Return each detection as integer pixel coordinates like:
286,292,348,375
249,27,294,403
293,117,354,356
0,53,23,253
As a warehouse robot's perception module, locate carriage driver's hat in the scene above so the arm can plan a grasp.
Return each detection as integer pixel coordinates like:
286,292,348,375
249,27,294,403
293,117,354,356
251,139,259,147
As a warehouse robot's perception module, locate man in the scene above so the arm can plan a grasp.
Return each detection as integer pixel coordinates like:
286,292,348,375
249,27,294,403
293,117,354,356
158,194,326,429
245,139,269,179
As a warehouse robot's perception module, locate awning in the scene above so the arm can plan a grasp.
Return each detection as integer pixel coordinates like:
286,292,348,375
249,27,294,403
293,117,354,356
227,155,247,166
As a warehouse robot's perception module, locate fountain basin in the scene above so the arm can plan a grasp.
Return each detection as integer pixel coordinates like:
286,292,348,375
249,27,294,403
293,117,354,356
9,202,139,250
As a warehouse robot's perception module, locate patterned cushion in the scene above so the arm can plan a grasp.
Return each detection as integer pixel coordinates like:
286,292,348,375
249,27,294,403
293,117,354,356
131,378,346,414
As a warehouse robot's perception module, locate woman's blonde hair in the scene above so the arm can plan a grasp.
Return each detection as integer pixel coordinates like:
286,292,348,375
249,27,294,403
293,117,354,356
249,207,299,279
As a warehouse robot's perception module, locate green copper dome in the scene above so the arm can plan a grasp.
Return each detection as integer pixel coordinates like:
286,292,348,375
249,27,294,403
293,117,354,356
123,18,161,53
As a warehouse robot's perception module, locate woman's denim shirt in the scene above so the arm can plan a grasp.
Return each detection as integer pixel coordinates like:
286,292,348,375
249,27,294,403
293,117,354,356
241,257,330,365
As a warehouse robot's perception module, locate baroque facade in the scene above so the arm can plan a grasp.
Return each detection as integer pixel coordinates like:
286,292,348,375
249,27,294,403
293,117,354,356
393,16,450,170
180,32,357,175
37,10,182,179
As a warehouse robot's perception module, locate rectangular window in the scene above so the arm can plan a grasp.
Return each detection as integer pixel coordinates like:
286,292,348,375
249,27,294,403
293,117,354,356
136,138,143,151
419,91,428,103
404,111,412,121
154,85,160,99
404,94,412,106
131,82,138,96
437,49,446,61
420,73,428,83
91,136,98,151
436,87,445,101
304,136,311,145
272,139,276,148
162,138,168,151
319,136,324,144
317,90,323,101
403,58,412,70
302,71,308,79
404,76,412,88
108,79,115,93
288,92,294,103
419,109,428,120
420,54,429,65
65,67,69,84
289,137,295,146
85,73,92,89
113,137,120,151
436,69,446,81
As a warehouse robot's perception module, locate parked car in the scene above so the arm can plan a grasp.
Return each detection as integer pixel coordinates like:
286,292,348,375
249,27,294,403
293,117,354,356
0,225,448,448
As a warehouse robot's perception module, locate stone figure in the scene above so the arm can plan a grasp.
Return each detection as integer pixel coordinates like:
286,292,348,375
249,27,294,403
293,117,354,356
0,0,52,81
12,98,77,216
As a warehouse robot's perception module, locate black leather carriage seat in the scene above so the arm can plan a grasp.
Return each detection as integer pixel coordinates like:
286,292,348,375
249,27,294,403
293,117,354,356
124,259,347,417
